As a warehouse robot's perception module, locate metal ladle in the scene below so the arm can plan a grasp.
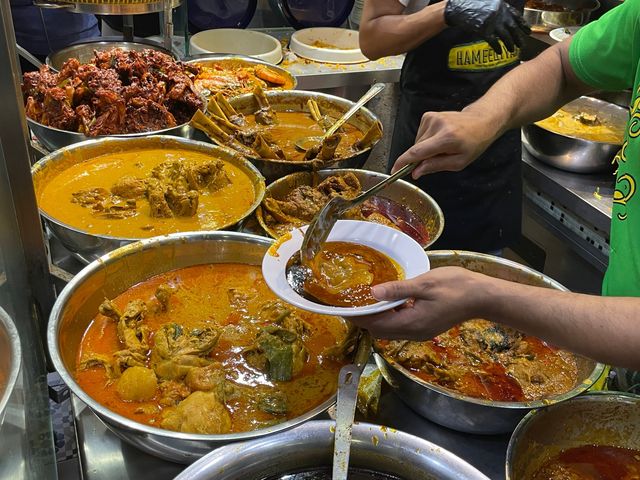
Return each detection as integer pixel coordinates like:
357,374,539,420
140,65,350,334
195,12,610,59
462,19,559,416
332,363,361,480
285,162,418,299
294,82,385,152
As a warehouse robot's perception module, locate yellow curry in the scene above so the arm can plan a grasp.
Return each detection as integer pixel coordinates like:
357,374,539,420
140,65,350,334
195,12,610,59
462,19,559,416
35,148,256,238
75,263,352,434
536,108,626,144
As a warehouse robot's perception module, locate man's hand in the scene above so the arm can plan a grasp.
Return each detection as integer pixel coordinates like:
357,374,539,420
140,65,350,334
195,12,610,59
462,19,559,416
348,267,492,340
391,110,500,178
444,0,531,53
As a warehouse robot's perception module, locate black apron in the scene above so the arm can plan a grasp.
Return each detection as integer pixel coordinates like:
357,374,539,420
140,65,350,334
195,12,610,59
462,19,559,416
389,0,524,253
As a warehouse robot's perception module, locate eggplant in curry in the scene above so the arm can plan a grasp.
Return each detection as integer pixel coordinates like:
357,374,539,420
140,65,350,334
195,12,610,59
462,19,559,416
76,264,354,434
35,147,257,238
378,319,578,402
261,173,430,246
190,86,382,164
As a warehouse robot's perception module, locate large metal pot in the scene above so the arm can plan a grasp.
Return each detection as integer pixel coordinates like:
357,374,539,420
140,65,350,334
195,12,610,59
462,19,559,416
0,307,21,428
175,420,490,480
506,391,640,479
524,0,599,32
48,231,369,463
203,90,381,182
255,169,444,249
31,136,266,263
45,38,177,71
374,250,605,435
522,96,626,173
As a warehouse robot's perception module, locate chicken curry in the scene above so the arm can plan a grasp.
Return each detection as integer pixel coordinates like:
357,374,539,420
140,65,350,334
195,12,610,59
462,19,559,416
378,319,578,402
530,445,640,480
261,173,430,247
535,107,626,144
75,263,353,434
35,147,257,238
193,60,295,96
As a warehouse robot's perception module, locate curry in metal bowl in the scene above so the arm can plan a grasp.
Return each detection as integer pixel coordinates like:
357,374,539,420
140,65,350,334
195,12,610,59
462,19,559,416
75,262,355,434
33,137,264,240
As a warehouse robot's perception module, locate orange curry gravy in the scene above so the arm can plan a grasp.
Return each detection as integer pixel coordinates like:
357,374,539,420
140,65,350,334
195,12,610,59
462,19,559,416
75,264,350,433
304,241,403,307
245,112,364,162
378,319,578,402
35,148,256,239
531,445,640,480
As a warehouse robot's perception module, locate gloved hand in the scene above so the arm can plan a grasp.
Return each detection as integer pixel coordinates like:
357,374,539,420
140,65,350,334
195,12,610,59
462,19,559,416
444,0,531,54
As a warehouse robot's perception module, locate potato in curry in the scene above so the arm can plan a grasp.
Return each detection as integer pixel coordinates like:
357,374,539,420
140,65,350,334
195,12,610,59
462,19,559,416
378,319,578,402
76,263,353,434
35,148,257,238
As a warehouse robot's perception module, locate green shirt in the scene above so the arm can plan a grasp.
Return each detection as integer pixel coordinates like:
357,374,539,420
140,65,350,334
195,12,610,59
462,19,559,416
570,1,640,296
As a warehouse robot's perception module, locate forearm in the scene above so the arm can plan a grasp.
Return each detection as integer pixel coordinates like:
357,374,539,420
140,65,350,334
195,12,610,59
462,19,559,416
359,2,447,60
480,276,640,369
464,40,595,140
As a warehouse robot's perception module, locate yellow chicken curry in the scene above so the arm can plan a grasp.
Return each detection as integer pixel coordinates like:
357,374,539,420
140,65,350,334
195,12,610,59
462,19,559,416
378,319,578,402
536,107,626,144
35,148,257,238
75,263,353,434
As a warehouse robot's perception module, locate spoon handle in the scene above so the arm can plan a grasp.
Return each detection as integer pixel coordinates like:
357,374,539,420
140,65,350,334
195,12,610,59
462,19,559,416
336,162,418,216
332,364,361,480
324,83,386,138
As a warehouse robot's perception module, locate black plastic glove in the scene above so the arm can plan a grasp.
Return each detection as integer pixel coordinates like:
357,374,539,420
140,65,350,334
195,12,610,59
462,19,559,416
444,0,531,54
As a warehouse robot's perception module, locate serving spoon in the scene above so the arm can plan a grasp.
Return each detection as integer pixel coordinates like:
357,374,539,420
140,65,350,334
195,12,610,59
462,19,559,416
295,82,386,152
332,363,361,480
285,161,418,298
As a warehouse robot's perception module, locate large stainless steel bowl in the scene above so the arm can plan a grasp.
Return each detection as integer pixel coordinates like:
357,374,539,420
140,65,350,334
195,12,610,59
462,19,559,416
48,231,369,463
45,38,177,71
255,169,444,249
0,307,21,428
184,54,298,93
32,136,266,263
374,250,605,435
175,420,490,480
522,96,627,173
506,391,640,479
196,90,381,183
524,0,599,32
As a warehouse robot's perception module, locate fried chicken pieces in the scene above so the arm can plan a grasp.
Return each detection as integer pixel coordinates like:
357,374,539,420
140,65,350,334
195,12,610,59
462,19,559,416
22,48,203,136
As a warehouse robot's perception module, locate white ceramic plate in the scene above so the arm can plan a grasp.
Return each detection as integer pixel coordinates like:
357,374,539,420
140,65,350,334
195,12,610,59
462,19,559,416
290,27,368,64
190,29,283,64
262,220,430,317
549,26,581,42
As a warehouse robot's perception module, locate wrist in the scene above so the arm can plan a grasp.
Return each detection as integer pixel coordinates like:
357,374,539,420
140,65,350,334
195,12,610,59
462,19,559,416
462,103,509,142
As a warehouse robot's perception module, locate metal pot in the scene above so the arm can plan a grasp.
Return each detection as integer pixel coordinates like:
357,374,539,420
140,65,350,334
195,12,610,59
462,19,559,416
255,169,444,249
506,391,640,479
174,420,490,479
184,54,298,92
374,250,605,435
31,136,266,263
522,96,626,173
0,306,21,428
45,38,178,72
47,231,369,463
211,90,381,183
524,0,599,32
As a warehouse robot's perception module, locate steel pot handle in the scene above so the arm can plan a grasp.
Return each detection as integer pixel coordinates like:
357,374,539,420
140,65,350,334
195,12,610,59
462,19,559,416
32,1,74,9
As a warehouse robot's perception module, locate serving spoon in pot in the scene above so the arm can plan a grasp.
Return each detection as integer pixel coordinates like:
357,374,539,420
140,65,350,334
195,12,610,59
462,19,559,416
332,363,361,480
295,82,386,152
285,161,419,297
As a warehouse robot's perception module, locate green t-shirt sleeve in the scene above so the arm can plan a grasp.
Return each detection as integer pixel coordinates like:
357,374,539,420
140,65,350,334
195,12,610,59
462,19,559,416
569,1,640,91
